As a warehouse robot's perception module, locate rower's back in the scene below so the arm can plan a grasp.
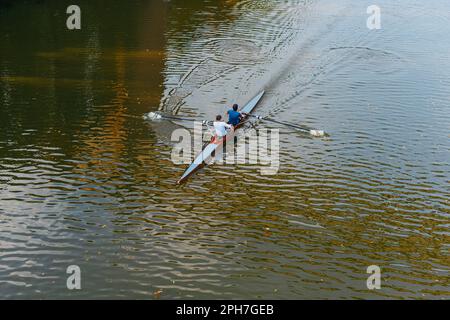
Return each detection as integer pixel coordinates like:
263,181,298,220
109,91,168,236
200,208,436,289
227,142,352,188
227,104,241,126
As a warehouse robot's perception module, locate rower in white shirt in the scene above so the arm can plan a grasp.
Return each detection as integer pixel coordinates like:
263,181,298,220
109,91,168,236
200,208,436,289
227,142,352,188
213,115,233,139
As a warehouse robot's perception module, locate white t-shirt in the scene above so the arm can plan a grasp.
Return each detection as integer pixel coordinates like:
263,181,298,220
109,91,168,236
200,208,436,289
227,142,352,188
213,121,232,137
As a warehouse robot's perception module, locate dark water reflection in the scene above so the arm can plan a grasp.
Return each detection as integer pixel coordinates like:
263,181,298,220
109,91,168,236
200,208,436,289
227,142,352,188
0,0,449,299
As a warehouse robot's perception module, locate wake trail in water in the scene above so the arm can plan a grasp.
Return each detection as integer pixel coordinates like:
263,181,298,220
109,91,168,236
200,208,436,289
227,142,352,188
159,0,327,116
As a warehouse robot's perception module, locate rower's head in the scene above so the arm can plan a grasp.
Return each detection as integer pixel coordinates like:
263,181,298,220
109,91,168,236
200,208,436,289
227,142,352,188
216,115,222,121
232,104,238,111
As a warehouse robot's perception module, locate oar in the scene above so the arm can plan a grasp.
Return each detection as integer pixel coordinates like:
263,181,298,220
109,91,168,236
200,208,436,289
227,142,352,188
143,112,213,126
144,111,193,121
247,114,326,137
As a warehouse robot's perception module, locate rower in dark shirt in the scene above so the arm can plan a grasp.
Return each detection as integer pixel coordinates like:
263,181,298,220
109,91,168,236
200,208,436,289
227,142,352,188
227,104,244,127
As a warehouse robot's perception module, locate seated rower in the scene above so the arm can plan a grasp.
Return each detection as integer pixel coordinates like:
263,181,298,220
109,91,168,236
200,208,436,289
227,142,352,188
213,115,233,139
227,104,244,127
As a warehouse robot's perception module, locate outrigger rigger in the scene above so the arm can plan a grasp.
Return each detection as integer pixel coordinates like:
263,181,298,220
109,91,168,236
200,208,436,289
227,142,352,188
177,90,265,184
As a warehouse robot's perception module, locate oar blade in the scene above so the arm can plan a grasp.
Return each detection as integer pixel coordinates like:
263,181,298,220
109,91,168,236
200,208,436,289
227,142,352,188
310,130,325,137
143,112,163,120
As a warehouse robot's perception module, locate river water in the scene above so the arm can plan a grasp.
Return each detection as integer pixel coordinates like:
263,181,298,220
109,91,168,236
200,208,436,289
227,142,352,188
0,0,449,299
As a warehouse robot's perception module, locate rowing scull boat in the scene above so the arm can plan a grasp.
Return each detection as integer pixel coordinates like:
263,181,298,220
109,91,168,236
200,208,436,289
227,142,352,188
177,90,265,184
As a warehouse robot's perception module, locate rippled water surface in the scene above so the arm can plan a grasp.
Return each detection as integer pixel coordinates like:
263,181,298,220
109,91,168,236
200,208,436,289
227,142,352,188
0,0,449,299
